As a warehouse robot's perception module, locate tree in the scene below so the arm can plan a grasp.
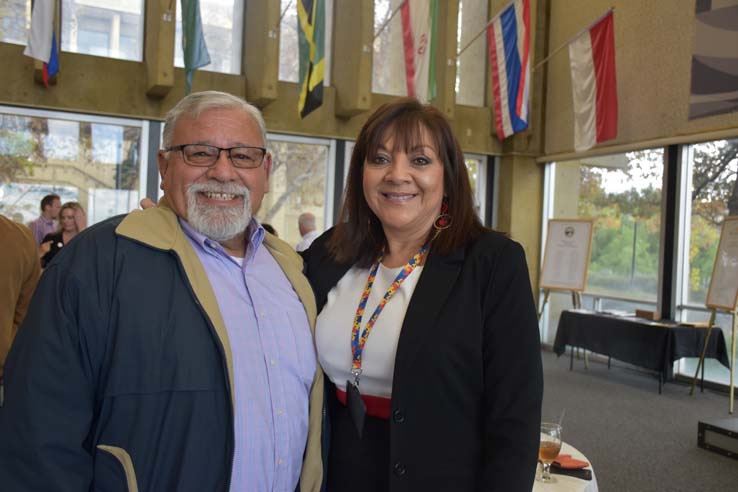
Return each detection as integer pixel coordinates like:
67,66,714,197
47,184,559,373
691,139,738,224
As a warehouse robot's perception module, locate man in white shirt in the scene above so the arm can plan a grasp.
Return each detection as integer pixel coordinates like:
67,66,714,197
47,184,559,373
296,212,320,252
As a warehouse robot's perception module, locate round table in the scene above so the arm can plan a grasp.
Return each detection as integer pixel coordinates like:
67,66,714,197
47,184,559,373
532,440,598,492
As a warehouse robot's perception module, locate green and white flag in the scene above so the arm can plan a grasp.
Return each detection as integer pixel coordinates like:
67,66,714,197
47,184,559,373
298,0,325,118
181,0,211,94
400,0,437,103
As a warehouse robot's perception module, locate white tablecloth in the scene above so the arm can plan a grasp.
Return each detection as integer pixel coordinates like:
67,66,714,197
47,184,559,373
532,440,598,492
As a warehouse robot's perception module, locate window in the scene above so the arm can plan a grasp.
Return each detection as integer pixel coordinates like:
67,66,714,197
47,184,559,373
278,0,333,84
540,151,664,343
0,106,148,227
61,0,145,61
372,0,407,96
464,154,487,222
0,0,30,45
676,138,738,386
256,135,334,248
456,0,487,107
174,0,244,74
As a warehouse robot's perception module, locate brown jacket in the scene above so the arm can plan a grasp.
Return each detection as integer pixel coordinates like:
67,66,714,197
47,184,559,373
0,215,41,379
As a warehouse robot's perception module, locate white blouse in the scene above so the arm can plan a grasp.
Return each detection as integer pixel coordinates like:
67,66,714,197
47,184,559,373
316,263,424,398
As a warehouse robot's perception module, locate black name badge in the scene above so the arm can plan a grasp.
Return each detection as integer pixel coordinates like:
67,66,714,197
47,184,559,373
346,380,366,438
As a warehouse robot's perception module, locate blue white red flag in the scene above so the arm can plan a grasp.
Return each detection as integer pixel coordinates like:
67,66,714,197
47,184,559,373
487,0,530,141
24,1,59,87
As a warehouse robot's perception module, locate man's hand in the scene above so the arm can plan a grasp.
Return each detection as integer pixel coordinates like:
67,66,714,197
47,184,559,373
139,198,157,210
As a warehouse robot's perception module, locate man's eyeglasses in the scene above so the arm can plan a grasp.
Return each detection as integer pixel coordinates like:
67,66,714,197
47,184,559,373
166,144,267,169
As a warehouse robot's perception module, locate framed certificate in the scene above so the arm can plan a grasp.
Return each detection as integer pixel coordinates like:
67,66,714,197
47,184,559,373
540,219,594,292
706,217,738,311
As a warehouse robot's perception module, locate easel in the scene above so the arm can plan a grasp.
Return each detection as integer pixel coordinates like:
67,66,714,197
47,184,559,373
690,309,737,414
539,219,594,368
689,217,738,414
539,288,586,368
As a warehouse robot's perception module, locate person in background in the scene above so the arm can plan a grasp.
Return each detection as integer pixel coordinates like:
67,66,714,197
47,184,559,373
0,215,41,384
28,193,61,245
40,202,86,268
0,91,323,491
303,98,543,491
296,212,319,252
262,223,278,236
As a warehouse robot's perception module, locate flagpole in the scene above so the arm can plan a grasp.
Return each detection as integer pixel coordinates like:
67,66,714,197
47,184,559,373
279,0,293,26
373,1,406,41
532,7,614,71
455,0,514,58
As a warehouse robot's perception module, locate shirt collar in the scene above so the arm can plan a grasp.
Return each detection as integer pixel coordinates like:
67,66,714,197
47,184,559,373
179,217,265,264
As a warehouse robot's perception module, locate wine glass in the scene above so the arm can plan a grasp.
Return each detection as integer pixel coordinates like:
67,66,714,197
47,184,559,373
538,422,562,483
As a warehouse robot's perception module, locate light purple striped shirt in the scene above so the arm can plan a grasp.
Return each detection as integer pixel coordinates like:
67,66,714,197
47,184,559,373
181,219,316,492
28,215,56,245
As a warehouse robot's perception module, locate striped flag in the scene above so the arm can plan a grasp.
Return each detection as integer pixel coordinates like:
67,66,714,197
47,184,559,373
298,0,325,118
180,0,211,94
24,0,60,87
400,0,437,103
569,10,618,152
487,0,530,141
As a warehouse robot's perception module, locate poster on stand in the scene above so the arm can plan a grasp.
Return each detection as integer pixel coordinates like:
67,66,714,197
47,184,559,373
540,219,594,292
706,217,738,311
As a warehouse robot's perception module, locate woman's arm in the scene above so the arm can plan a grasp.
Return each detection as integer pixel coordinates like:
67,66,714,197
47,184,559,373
480,240,543,491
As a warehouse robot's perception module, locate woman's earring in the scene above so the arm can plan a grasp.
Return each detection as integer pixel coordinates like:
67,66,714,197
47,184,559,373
434,199,452,231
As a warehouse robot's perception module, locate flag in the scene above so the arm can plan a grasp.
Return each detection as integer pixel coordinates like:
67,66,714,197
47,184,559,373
180,0,211,94
24,0,60,87
298,0,325,118
400,0,437,103
487,0,530,141
569,10,618,152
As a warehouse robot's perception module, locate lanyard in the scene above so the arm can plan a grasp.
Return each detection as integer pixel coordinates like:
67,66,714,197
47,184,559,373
350,242,429,385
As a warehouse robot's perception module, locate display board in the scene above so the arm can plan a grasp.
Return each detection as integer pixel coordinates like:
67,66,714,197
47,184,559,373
540,219,594,292
706,216,738,311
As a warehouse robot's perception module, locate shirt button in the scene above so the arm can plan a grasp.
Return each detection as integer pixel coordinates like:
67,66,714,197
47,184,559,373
277,458,284,465
392,410,405,423
393,462,406,476
277,408,283,416
270,359,276,366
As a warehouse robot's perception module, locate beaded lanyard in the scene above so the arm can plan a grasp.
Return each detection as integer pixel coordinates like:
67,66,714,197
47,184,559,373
349,241,430,385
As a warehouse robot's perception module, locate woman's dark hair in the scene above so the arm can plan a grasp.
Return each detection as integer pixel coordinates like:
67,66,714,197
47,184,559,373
328,98,486,267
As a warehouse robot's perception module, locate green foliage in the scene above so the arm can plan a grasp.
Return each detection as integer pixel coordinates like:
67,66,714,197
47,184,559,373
577,153,662,299
0,129,35,183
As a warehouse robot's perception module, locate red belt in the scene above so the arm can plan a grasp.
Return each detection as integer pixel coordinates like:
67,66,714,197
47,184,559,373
335,387,391,419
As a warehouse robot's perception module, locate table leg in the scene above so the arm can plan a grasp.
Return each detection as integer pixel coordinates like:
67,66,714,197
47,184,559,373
608,356,611,369
659,372,663,394
569,346,574,371
701,359,705,393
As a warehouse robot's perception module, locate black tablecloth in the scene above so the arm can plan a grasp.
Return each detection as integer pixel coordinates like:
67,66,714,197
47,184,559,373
553,310,730,379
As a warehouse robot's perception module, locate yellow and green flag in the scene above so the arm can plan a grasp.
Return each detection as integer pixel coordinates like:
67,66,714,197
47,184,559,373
297,0,325,118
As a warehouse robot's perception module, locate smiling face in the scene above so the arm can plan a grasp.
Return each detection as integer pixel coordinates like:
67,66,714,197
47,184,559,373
362,126,444,243
59,207,77,233
158,107,272,249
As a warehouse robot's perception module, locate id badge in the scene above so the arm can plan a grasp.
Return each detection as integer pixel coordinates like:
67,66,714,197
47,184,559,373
345,380,366,438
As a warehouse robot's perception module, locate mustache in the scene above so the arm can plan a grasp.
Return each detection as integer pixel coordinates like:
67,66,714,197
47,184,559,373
187,180,250,196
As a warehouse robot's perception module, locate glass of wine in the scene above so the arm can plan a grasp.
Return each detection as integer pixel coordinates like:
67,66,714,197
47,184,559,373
538,422,563,483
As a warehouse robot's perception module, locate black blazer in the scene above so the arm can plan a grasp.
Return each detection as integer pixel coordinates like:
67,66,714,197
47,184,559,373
303,228,543,492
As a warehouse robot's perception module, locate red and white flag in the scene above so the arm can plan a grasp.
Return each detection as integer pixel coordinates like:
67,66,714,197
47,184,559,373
400,0,437,103
568,10,617,152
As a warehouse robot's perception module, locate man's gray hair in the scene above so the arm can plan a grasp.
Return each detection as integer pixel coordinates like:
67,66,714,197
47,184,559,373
298,212,316,230
161,91,267,148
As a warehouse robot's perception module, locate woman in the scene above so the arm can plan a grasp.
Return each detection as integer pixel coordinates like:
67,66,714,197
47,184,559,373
303,99,543,491
40,201,86,268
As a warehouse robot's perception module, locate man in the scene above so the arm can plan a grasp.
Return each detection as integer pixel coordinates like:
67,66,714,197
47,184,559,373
28,193,61,245
295,212,320,253
0,215,41,383
0,91,323,492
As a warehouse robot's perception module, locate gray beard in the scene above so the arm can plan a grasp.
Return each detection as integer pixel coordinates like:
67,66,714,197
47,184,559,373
186,181,252,242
